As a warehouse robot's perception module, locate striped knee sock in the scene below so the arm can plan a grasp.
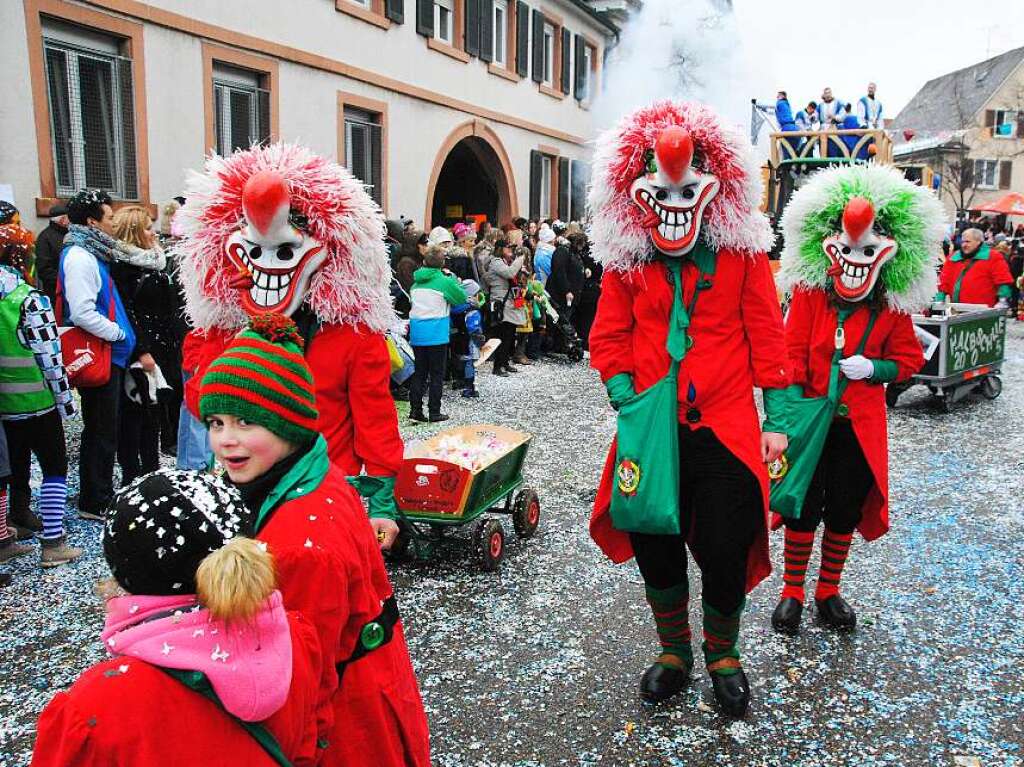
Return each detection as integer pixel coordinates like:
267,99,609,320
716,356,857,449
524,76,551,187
0,487,8,540
645,581,694,669
39,476,67,541
702,598,744,676
781,528,816,602
815,529,853,602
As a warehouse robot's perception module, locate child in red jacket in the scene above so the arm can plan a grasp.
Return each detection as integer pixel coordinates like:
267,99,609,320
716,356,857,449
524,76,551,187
199,313,431,767
32,469,325,766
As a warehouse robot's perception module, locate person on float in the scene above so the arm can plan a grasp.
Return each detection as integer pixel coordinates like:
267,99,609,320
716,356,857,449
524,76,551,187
936,227,1013,308
816,88,846,129
771,164,944,634
199,313,431,766
32,469,326,766
177,144,404,549
857,82,883,129
588,101,791,717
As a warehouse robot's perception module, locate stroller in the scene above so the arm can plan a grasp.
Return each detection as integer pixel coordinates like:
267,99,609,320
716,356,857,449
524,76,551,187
546,303,584,362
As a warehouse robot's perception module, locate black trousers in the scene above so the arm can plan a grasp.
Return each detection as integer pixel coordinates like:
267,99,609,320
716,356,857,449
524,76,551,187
118,396,161,485
785,419,871,535
492,322,517,372
3,410,68,515
78,366,124,514
409,344,448,416
630,427,762,615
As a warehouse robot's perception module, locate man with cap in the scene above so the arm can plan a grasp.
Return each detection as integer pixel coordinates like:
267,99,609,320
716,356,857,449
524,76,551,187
35,204,68,307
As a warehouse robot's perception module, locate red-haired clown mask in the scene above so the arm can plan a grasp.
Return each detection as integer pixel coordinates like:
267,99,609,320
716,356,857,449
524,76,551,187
224,170,327,317
823,197,897,302
629,126,721,257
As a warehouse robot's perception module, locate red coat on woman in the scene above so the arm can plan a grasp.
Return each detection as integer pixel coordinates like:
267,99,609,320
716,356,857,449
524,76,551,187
588,250,791,592
253,437,430,767
782,288,924,540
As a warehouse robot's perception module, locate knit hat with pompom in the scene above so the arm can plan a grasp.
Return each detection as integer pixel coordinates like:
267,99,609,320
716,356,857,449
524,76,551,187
199,313,318,445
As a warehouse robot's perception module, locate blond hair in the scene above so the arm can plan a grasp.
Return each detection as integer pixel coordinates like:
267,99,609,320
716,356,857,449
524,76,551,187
195,537,276,621
161,200,181,236
112,205,153,248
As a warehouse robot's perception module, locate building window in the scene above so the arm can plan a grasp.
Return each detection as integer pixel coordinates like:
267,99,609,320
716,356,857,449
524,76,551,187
349,0,370,6
42,33,138,200
434,0,454,45
493,0,508,67
581,44,593,100
973,159,999,190
542,22,554,86
993,109,1018,138
212,64,271,157
344,107,383,206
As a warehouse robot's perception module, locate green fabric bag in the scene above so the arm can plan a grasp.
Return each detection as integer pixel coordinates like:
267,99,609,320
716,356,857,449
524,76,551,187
769,308,877,520
609,258,709,535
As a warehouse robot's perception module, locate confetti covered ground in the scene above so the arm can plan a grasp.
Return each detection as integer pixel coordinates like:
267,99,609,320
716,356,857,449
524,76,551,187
2,325,1023,767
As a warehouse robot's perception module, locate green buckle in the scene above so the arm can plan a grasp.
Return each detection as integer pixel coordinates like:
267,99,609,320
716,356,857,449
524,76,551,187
361,621,386,651
837,403,850,417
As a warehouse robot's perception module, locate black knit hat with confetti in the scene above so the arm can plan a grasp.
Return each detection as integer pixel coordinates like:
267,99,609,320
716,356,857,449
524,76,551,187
102,469,248,596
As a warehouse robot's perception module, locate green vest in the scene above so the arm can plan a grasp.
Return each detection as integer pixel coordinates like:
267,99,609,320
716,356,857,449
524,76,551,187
0,283,55,415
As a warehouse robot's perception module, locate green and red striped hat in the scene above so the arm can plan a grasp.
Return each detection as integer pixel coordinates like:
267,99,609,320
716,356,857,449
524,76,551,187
199,313,318,445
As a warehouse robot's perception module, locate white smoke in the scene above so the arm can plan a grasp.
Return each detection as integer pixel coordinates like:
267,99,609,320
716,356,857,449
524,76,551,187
595,0,774,135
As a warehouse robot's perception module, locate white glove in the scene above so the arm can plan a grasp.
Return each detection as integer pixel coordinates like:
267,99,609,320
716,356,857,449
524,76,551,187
994,298,1009,310
839,355,874,381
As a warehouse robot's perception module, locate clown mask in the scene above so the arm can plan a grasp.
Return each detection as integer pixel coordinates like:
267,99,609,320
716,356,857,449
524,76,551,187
823,197,898,302
630,126,720,257
224,170,327,317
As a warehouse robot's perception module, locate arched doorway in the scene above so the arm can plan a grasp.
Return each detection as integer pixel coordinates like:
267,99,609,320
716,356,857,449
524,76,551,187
425,120,517,229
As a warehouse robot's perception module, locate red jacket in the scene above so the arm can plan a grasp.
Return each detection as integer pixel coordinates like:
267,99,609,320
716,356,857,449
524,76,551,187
781,288,924,540
31,613,323,767
588,251,790,592
186,323,403,477
254,440,430,767
937,246,1013,306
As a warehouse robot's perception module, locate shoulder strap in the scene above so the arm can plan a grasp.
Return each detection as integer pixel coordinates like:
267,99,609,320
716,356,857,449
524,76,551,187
830,309,878,402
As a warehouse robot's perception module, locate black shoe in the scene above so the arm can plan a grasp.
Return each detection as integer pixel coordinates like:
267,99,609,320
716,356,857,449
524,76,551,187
709,666,750,717
771,597,803,635
461,388,479,399
815,595,856,630
10,508,42,533
428,413,450,423
505,364,519,373
0,572,10,588
639,661,690,703
409,409,428,423
493,369,509,377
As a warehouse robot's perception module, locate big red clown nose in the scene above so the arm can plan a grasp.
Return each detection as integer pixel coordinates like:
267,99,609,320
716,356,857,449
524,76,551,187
242,170,291,240
842,197,875,246
654,126,694,185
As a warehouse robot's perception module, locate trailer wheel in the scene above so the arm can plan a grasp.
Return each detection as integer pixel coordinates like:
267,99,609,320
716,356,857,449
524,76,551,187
980,375,1003,400
885,384,903,409
513,489,541,539
475,519,505,571
390,528,411,559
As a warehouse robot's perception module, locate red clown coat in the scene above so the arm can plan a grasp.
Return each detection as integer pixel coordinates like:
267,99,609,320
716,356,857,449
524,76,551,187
781,288,924,540
253,437,430,767
186,322,403,478
937,246,1013,306
588,251,790,592
31,614,324,767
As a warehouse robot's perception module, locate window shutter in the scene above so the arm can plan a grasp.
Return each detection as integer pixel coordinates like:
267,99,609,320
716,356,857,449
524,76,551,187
557,157,570,218
999,160,1012,189
479,0,494,63
531,9,544,83
515,2,530,78
964,159,975,188
370,124,383,206
984,109,996,127
529,150,543,220
1017,111,1024,139
574,34,586,100
44,47,75,191
256,88,271,145
416,0,434,37
465,0,481,57
116,57,138,199
570,159,588,221
385,0,405,23
560,28,571,94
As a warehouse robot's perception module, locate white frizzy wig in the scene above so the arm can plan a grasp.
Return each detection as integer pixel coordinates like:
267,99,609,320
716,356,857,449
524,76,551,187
779,164,947,314
175,142,394,333
587,100,774,272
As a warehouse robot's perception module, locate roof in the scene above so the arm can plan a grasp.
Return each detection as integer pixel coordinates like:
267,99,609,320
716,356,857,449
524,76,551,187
890,45,1024,135
565,0,622,35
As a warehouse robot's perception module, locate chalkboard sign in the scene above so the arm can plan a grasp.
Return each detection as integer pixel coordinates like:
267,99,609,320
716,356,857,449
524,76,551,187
946,314,1006,375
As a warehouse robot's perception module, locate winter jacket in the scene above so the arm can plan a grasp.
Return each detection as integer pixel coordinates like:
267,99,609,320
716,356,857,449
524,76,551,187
775,98,797,131
395,255,420,295
533,243,554,284
589,249,791,592
409,267,467,346
250,437,431,767
547,244,585,308
779,289,923,540
445,246,478,283
34,221,67,306
32,592,325,767
937,245,1014,306
486,255,527,326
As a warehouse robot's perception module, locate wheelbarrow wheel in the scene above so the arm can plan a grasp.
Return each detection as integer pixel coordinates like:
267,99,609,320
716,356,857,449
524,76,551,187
513,488,541,539
475,518,505,572
980,375,1002,400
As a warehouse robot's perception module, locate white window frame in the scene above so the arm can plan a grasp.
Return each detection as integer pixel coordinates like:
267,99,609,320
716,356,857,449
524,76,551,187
542,22,554,86
539,155,552,219
493,0,508,67
344,107,383,206
993,109,1018,139
434,0,454,45
973,159,999,190
348,0,371,6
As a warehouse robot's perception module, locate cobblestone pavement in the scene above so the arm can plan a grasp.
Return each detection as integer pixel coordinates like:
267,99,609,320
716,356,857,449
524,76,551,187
2,325,1023,767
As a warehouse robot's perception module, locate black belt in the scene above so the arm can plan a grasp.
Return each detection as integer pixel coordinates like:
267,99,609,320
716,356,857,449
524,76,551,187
336,596,400,680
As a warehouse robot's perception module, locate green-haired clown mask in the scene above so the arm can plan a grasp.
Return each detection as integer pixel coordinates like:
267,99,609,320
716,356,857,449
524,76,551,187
823,197,897,302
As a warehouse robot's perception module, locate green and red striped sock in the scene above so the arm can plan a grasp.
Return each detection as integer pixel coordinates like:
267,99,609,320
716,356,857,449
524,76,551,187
645,582,694,670
781,528,816,602
815,529,853,601
702,598,744,676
